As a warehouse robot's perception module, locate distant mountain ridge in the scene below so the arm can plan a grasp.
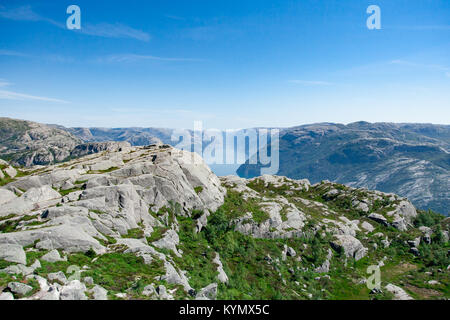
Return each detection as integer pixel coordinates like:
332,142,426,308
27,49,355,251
64,127,173,146
1,118,448,214
237,122,450,215
0,117,81,166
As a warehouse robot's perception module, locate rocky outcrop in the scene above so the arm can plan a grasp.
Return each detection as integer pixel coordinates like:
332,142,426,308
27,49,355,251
385,284,413,300
0,244,26,265
70,142,132,158
0,143,446,301
0,117,81,166
330,235,368,261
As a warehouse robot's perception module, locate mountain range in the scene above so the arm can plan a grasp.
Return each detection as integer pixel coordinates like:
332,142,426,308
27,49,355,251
238,122,450,215
0,118,448,215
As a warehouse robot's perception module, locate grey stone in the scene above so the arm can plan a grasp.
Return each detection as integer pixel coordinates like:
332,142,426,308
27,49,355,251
286,246,297,257
0,262,38,276
155,285,172,300
60,280,87,300
83,276,94,286
392,217,407,231
91,285,108,300
407,237,421,248
0,224,106,254
4,166,17,178
0,189,17,205
361,221,374,233
152,229,181,257
196,283,218,300
41,249,66,263
142,284,156,297
48,271,68,284
8,281,33,296
0,292,14,300
368,213,388,226
410,247,420,256
213,253,229,283
385,284,413,300
330,235,367,261
0,243,26,265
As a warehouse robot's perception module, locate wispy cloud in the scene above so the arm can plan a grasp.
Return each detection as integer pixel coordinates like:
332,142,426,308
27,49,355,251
0,80,68,103
389,59,450,76
165,14,185,21
183,26,218,41
391,25,450,31
0,79,12,87
0,4,63,27
0,5,150,42
79,23,151,42
0,49,30,57
0,4,41,21
0,49,74,63
288,80,333,86
100,53,203,63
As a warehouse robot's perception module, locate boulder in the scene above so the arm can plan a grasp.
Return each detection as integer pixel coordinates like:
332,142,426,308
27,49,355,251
152,229,181,257
142,284,156,297
419,226,433,244
90,285,108,300
407,237,421,248
48,271,68,285
213,253,229,283
389,201,417,224
41,249,66,263
155,285,173,300
361,221,374,233
159,261,192,292
0,243,26,265
83,277,94,286
0,262,39,276
392,218,407,231
4,166,17,178
314,249,333,273
368,213,388,226
286,246,297,257
0,292,14,300
60,280,87,300
8,281,33,296
196,283,218,300
385,284,413,300
330,235,368,261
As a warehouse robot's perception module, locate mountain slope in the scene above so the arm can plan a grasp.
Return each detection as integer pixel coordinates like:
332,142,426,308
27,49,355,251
0,146,448,300
237,122,450,215
66,127,173,146
0,118,82,167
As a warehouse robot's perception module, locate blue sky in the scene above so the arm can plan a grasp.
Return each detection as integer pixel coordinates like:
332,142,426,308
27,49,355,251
0,0,449,129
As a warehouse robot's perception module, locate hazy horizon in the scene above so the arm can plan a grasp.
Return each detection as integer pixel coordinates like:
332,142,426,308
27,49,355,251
2,116,450,131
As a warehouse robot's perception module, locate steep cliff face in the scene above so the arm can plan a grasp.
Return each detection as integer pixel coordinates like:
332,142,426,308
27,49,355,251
0,146,448,300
